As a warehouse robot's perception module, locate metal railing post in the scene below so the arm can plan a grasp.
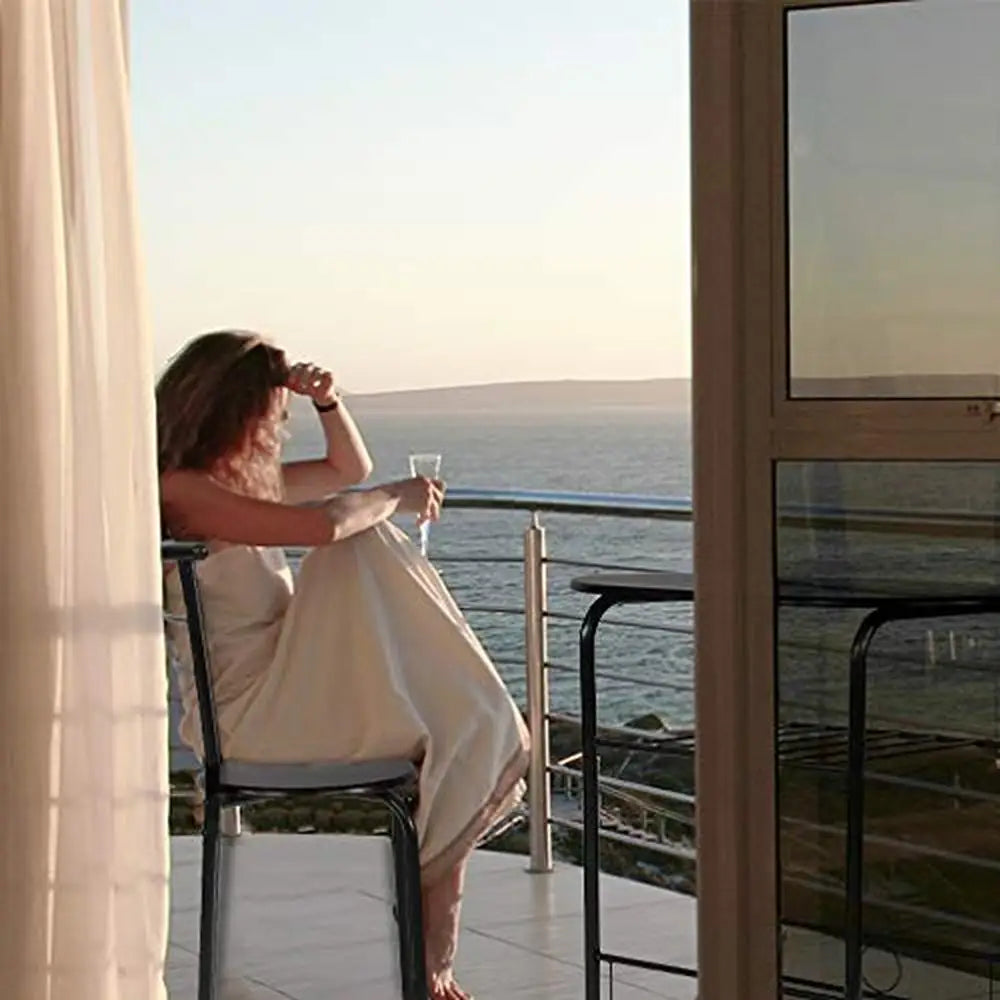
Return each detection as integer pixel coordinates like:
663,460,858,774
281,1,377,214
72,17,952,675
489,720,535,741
221,805,242,837
524,511,553,873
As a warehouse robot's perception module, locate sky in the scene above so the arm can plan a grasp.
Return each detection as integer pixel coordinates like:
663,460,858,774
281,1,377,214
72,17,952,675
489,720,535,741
130,1,691,393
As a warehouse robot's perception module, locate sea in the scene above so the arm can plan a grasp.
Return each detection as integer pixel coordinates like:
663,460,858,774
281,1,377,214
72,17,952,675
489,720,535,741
283,404,695,728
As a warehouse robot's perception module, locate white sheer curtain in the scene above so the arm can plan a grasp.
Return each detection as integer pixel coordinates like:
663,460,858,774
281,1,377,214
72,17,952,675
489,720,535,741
0,2,168,998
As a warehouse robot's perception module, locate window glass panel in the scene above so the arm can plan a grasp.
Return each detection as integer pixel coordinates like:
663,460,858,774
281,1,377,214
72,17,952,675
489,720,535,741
788,3,1000,398
776,461,1000,993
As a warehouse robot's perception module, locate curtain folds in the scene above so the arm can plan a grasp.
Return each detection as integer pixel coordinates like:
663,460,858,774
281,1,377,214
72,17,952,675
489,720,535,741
0,2,168,998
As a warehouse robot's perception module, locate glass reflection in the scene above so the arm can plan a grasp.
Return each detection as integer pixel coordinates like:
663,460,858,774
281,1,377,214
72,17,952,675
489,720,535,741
788,3,1000,398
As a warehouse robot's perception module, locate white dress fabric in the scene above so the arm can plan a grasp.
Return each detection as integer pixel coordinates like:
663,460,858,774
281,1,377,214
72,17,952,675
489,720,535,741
167,521,530,884
0,2,169,999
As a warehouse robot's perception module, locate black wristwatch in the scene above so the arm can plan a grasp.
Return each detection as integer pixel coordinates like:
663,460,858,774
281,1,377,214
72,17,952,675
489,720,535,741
313,396,340,413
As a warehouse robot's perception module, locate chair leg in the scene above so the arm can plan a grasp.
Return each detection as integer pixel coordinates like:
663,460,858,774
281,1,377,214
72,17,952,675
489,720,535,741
385,790,428,1000
198,794,223,1000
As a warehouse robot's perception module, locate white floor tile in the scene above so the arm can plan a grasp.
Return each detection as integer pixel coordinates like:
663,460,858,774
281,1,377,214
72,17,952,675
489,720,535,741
168,833,993,1000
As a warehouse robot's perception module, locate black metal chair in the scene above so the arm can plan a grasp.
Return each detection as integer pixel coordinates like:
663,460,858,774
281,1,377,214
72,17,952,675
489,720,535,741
162,540,427,1000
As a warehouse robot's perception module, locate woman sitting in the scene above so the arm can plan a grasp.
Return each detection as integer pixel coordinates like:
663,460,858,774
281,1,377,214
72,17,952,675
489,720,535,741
158,331,530,1000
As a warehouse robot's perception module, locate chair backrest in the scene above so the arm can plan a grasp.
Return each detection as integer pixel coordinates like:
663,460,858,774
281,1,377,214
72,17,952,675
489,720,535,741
161,540,224,788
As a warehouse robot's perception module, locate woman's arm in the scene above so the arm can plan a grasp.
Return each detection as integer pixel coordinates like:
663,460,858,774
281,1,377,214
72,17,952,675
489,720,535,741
281,363,374,504
282,400,374,502
161,470,441,548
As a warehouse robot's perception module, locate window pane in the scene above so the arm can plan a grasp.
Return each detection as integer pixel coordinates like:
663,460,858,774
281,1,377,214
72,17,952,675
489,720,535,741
776,461,1000,993
787,3,1000,398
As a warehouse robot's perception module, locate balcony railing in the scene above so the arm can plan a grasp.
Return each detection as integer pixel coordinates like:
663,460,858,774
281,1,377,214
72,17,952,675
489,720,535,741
432,486,694,873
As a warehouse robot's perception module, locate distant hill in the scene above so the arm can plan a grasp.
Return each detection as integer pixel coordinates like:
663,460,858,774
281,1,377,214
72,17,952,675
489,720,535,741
791,373,1000,398
339,378,690,414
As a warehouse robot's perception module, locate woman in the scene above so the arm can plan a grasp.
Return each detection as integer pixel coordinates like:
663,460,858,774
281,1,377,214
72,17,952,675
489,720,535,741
158,331,530,1000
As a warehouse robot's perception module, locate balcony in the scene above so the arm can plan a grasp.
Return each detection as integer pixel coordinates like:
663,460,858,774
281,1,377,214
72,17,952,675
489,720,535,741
168,489,1000,999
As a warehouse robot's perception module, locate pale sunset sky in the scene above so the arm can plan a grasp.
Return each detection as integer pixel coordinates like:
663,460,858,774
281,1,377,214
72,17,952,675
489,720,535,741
131,1,691,394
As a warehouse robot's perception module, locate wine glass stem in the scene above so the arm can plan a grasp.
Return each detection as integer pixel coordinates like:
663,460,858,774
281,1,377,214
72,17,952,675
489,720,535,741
419,522,430,557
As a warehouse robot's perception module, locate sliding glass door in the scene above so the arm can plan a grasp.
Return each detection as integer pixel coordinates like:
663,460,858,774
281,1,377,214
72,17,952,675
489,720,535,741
692,3,1000,998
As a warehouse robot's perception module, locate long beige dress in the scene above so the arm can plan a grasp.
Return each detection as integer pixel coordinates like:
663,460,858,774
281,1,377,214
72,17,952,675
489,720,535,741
166,521,530,884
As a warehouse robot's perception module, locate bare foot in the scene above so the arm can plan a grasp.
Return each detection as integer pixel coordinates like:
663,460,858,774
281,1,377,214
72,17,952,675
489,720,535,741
428,971,474,1000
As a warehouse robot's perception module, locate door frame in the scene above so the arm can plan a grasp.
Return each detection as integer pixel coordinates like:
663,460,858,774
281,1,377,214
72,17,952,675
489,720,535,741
692,4,779,998
691,2,1000,998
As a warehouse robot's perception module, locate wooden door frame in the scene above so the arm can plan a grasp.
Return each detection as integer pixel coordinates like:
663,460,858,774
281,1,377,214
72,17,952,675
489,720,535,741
693,2,1000,998
692,4,779,998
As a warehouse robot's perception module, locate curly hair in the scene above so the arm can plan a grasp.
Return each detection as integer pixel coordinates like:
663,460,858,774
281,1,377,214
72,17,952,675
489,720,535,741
156,331,290,502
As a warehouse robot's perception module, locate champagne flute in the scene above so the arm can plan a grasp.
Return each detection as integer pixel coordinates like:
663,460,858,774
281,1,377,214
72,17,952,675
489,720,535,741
408,452,442,556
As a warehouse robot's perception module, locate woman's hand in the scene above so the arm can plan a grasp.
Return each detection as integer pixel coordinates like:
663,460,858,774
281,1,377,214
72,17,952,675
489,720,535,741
286,362,338,407
388,476,445,525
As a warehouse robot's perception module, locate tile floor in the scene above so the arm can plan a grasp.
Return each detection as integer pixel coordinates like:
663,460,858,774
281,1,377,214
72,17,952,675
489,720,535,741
167,834,995,1000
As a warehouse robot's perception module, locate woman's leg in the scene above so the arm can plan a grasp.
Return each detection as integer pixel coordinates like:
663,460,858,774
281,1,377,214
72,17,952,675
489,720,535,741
423,854,473,999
